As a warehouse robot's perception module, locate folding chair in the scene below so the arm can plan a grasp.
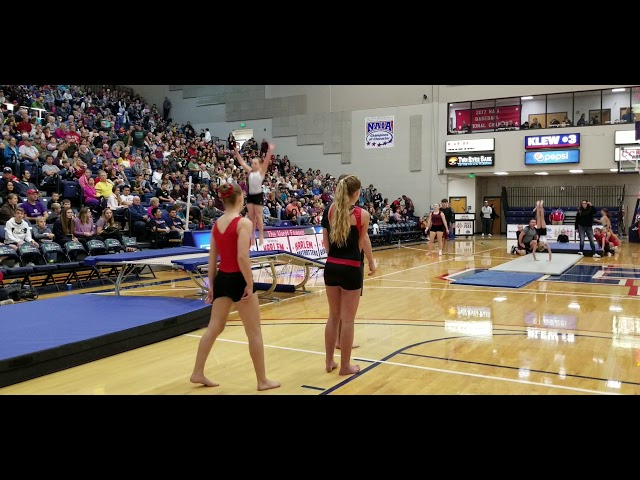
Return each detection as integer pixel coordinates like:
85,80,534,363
18,243,46,266
40,241,67,264
0,244,21,268
86,239,109,256
64,240,88,262
104,238,125,254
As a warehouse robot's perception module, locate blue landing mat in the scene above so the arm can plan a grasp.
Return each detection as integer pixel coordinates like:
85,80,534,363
451,270,543,288
547,242,601,256
0,295,207,361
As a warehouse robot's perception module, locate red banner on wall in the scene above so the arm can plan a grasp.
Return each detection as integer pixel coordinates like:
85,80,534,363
456,105,521,130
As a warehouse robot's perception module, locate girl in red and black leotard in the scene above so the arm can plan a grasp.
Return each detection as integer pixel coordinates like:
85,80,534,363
190,182,280,392
322,175,375,376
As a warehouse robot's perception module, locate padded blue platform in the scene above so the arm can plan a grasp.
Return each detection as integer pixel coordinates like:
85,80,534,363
0,295,211,388
547,242,601,256
452,270,543,288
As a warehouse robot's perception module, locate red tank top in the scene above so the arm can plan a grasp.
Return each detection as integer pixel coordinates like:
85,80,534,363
213,216,245,273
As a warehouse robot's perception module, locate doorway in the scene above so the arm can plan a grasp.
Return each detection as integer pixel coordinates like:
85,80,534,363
484,196,502,235
449,196,467,214
232,128,254,149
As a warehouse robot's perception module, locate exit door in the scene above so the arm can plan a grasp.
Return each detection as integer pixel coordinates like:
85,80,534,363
449,197,467,214
484,196,502,235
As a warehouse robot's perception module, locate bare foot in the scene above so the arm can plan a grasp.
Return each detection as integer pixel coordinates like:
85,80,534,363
339,364,361,376
326,360,338,373
190,374,219,387
426,250,431,255
540,199,544,207
335,343,360,349
257,379,281,391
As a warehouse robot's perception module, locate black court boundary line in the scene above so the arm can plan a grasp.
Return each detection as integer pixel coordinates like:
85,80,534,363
320,331,639,395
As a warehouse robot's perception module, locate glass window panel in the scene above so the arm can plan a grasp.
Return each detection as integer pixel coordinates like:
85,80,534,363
602,87,631,124
470,100,496,133
448,101,471,134
574,90,602,126
546,92,573,128
520,95,546,129
495,97,520,131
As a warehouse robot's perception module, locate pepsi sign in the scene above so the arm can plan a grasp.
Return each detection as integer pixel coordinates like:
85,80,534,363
525,149,580,165
525,133,580,149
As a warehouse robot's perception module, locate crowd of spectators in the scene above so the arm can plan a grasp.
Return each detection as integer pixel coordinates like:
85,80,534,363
0,85,419,251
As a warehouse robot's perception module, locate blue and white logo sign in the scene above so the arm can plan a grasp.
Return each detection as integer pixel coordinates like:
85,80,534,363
525,149,580,165
365,116,394,149
525,133,580,149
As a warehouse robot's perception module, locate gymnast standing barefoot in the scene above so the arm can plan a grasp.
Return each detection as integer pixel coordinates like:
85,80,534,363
190,183,280,392
323,175,375,375
532,200,552,261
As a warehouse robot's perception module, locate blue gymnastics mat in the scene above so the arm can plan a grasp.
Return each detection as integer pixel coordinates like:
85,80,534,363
451,270,543,288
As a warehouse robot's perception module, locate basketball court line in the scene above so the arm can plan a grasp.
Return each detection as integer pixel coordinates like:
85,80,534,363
183,332,621,395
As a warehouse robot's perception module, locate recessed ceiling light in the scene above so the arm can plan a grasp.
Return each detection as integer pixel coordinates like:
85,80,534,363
534,172,548,175
569,169,583,173
494,172,509,175
521,96,533,100
610,168,619,172
612,88,625,93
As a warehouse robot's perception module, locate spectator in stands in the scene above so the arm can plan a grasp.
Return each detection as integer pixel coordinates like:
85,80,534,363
73,206,102,247
3,207,38,263
165,206,185,239
550,205,564,225
128,196,150,240
3,137,21,174
15,170,37,198
402,195,415,218
32,216,55,243
575,200,599,257
53,206,78,246
21,189,48,223
47,202,62,225
82,177,100,210
95,208,130,250
576,113,587,126
530,117,541,129
0,193,19,225
622,107,635,123
94,170,114,202
557,229,569,243
189,182,280,391
162,97,172,122
322,175,375,375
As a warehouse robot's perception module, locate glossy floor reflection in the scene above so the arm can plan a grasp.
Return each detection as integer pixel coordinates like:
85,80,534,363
2,236,639,395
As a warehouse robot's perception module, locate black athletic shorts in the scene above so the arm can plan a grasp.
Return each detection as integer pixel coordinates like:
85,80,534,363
324,263,363,291
430,225,445,232
246,192,264,206
213,271,255,302
536,227,547,236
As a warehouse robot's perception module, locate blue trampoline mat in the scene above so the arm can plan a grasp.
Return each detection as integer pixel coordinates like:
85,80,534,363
452,270,543,288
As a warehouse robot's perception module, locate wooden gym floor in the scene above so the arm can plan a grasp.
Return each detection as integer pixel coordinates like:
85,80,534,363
1,236,639,395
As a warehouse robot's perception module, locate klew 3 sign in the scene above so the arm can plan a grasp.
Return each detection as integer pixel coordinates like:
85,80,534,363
525,133,580,149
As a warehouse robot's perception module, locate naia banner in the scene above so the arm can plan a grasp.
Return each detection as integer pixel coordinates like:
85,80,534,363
456,105,521,130
365,116,395,149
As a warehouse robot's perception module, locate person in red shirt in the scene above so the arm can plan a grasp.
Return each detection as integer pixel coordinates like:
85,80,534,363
594,227,616,256
550,205,565,225
17,115,32,135
190,182,280,392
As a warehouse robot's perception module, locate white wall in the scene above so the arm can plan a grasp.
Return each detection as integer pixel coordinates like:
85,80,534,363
120,84,638,223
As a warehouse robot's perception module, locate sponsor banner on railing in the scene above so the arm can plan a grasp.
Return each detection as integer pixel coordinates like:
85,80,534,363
507,224,576,241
